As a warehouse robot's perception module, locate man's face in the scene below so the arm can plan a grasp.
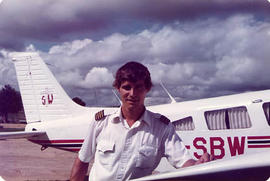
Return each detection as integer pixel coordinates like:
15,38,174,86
118,80,149,110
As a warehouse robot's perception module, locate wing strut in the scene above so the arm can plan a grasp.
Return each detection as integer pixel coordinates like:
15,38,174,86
160,81,176,103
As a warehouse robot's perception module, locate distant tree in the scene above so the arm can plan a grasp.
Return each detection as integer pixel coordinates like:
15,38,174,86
0,85,23,123
72,97,86,106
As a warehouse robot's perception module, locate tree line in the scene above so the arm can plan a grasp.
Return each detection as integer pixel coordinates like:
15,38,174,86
0,85,22,123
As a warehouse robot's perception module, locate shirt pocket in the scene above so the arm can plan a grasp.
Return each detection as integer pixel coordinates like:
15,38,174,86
136,145,158,169
96,140,115,165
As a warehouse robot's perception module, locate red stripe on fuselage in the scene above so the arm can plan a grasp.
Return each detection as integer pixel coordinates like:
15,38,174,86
248,145,270,148
247,136,270,140
29,139,84,144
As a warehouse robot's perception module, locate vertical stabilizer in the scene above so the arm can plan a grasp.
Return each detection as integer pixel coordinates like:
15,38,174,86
11,52,86,123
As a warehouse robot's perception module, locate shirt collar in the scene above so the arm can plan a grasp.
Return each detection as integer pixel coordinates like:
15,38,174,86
111,108,121,123
140,109,152,127
111,107,152,127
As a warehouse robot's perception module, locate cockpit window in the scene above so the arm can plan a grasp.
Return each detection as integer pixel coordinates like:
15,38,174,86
173,116,195,131
205,106,251,130
263,102,270,125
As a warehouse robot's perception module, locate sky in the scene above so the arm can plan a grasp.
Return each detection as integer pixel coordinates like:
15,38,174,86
1,0,270,106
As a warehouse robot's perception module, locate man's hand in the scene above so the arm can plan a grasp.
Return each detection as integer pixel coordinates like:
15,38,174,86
182,152,215,167
70,157,89,181
195,152,215,165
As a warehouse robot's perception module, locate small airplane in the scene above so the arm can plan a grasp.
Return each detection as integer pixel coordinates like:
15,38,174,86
1,52,270,180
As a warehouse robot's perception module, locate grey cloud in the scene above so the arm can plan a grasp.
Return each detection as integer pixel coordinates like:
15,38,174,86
41,15,270,102
1,0,270,50
2,13,270,105
134,0,270,21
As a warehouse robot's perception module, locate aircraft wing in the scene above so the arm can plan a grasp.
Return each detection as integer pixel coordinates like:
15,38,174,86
131,151,270,181
0,131,46,139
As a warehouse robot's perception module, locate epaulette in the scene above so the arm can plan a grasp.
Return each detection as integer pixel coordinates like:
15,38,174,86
95,110,105,121
160,115,170,125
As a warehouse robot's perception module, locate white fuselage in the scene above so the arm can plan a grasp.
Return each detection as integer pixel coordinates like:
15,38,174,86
25,89,270,172
9,52,270,175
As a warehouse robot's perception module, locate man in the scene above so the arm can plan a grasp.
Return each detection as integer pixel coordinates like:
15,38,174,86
70,62,214,181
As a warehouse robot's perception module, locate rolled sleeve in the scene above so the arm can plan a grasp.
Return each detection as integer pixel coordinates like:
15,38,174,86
163,123,192,168
78,118,104,163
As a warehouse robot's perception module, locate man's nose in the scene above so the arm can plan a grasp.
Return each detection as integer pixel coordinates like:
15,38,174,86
129,88,136,96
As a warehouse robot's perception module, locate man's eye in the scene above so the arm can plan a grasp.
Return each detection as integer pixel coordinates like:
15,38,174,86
122,85,131,90
136,85,144,90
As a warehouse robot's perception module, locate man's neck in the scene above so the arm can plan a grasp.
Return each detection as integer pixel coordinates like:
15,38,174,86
121,105,145,127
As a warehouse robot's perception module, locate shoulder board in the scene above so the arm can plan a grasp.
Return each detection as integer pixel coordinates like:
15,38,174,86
160,115,170,125
95,110,105,121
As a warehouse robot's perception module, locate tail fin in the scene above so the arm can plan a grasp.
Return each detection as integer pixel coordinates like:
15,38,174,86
10,52,86,123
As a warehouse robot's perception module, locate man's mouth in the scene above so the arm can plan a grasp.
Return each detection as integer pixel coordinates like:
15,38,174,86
126,99,138,103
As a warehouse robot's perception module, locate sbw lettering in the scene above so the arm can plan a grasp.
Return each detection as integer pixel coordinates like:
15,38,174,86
192,136,246,159
227,137,245,156
210,137,225,159
193,137,207,159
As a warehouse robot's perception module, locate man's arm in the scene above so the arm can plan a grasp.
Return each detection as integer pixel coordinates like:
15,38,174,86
70,157,89,181
182,152,215,168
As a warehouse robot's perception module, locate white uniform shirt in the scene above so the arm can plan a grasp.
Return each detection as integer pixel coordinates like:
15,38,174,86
78,108,192,181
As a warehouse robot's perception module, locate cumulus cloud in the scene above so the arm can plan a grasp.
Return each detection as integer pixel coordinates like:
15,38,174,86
56,69,83,87
0,50,17,88
1,11,270,105
49,39,92,56
79,67,114,88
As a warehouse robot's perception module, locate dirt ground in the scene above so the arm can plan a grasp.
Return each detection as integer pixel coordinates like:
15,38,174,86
0,124,83,181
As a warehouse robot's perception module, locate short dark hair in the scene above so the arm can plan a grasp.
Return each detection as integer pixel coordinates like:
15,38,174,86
113,61,152,90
